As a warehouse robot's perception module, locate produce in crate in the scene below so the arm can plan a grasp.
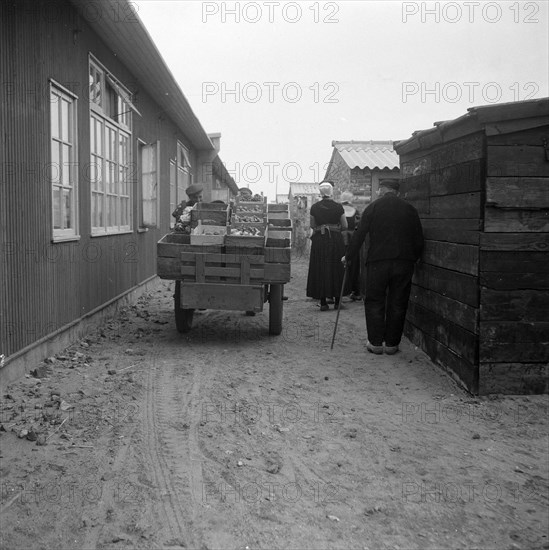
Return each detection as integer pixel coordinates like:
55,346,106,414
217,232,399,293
234,214,264,223
230,225,264,236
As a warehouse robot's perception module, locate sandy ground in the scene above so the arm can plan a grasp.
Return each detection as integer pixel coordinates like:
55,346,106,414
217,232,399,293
0,257,548,550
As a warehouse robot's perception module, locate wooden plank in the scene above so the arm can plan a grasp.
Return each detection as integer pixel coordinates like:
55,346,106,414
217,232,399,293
480,232,549,251
488,125,549,146
195,254,205,283
429,159,482,196
429,192,481,219
480,288,549,322
241,257,250,284
407,301,478,364
480,342,549,363
157,257,181,279
479,363,548,395
420,218,480,245
265,247,291,263
180,252,265,265
479,319,549,362
422,240,479,276
180,283,264,312
480,272,549,290
400,133,484,176
404,321,479,394
485,118,549,136
480,251,549,273
484,208,549,232
480,321,549,344
487,145,549,177
410,284,478,333
413,263,479,307
486,177,549,209
263,263,291,283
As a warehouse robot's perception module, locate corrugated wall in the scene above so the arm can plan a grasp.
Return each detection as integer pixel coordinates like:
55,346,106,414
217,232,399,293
1,0,202,359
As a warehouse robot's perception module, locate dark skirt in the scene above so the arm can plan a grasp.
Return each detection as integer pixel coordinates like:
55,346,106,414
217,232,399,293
306,231,346,299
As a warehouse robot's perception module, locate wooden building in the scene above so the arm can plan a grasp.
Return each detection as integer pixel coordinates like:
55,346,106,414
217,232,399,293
394,98,549,395
324,140,400,206
0,0,236,385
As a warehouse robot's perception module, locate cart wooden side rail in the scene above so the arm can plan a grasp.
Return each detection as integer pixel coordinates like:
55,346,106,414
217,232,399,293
157,233,291,335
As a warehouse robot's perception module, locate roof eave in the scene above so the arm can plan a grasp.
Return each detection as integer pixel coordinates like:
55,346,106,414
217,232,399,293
69,0,215,151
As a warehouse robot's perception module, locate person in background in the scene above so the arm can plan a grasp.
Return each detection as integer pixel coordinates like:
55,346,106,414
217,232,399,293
340,191,362,301
172,184,203,232
343,179,423,355
306,181,348,311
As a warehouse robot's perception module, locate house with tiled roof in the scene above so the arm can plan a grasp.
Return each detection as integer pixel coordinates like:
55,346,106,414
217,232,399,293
324,140,400,204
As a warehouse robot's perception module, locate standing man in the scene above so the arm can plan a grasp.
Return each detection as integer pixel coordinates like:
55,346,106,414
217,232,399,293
343,179,423,355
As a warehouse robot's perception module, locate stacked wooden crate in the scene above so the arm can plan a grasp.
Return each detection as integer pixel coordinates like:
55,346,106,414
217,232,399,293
267,203,292,247
227,197,267,248
395,98,549,395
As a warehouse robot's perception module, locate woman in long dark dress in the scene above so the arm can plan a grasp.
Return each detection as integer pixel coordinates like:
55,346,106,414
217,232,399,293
306,182,348,311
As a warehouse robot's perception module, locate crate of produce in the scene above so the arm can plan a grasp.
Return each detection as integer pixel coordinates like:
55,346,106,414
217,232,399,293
190,224,227,245
226,223,266,247
191,202,229,227
232,212,266,224
234,203,267,215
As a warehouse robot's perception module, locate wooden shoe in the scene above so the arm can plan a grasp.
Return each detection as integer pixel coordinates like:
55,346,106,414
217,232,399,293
366,341,383,355
384,345,399,355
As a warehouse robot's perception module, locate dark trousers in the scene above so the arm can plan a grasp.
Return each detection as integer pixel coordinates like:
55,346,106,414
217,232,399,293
364,260,415,346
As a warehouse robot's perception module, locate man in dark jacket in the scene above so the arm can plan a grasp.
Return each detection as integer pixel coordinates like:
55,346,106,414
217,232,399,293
343,179,423,355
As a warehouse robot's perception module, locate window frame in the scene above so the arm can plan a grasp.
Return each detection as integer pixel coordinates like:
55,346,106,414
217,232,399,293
138,139,160,229
88,55,134,236
49,79,79,242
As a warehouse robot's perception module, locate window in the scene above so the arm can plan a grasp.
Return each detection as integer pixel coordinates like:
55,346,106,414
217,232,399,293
89,57,138,235
169,142,192,226
169,159,176,226
176,141,192,203
50,81,78,240
139,141,159,227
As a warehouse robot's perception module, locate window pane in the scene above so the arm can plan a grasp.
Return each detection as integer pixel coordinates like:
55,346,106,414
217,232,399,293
51,141,60,183
50,94,59,139
53,186,61,229
95,119,102,155
61,99,69,141
63,188,72,229
62,145,70,186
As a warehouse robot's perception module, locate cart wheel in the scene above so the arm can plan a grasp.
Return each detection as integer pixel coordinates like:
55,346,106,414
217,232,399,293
268,284,283,336
174,280,194,333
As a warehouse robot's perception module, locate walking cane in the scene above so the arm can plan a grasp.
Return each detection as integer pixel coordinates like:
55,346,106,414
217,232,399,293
330,265,348,350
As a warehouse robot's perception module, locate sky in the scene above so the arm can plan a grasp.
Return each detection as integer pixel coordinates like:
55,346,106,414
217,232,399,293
132,0,548,200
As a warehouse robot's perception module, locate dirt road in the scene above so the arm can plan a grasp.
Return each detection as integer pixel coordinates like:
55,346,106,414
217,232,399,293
1,258,548,550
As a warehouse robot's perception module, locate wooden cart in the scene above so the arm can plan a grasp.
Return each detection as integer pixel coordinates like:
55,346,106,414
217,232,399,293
156,213,291,335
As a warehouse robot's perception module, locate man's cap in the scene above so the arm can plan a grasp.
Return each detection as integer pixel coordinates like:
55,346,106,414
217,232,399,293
239,187,253,195
379,179,400,191
186,183,203,197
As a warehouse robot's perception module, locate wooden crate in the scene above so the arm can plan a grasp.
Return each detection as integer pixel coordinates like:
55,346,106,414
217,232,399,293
268,218,292,228
179,251,265,285
266,229,292,248
191,202,229,227
157,234,221,279
267,212,290,220
268,203,289,212
180,283,264,311
190,224,227,246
